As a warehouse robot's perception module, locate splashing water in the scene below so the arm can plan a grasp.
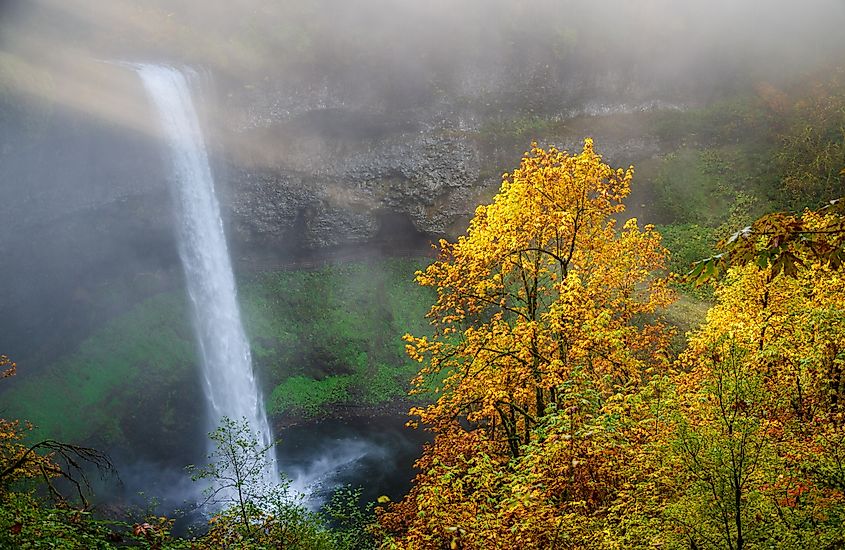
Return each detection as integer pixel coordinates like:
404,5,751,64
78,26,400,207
284,438,379,508
136,65,280,495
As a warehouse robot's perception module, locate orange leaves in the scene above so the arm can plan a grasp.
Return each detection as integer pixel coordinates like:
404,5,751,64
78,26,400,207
649,219,845,546
382,140,674,547
0,356,15,380
1,358,61,487
685,198,845,286
386,170,845,546
0,419,58,486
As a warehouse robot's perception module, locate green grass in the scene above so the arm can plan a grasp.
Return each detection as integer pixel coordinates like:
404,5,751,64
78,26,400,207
478,114,560,142
646,92,784,231
4,294,195,444
270,375,352,416
650,146,776,228
663,291,713,357
0,258,434,445
240,258,434,415
656,223,718,275
652,95,774,146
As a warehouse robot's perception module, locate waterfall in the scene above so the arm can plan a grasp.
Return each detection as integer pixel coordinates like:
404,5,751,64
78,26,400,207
136,65,280,494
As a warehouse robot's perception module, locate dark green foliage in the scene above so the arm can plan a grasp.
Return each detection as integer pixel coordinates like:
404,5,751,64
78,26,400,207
241,258,434,416
0,492,121,550
1,293,196,445
653,96,770,146
322,486,377,550
775,69,845,209
0,417,377,549
188,417,279,519
649,71,845,233
187,418,380,549
656,223,718,276
0,259,433,447
189,417,334,549
657,222,718,303
651,147,773,228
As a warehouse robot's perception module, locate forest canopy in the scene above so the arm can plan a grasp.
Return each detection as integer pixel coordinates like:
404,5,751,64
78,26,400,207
378,141,845,549
2,137,844,548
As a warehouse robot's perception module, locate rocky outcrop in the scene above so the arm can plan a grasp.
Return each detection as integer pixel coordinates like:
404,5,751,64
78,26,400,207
0,55,683,362
225,130,485,250
215,61,680,253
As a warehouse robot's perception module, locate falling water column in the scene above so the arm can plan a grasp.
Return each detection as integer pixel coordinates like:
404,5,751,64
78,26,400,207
136,65,280,493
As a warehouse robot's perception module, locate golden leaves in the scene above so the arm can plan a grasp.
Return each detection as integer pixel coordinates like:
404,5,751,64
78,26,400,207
0,355,15,379
685,198,845,286
382,140,674,548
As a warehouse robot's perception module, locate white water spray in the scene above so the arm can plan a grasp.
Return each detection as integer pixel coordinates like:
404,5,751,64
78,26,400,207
136,65,280,493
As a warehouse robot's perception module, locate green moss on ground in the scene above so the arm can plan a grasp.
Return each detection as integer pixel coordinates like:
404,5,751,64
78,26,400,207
4,294,195,444
241,258,433,416
0,259,433,445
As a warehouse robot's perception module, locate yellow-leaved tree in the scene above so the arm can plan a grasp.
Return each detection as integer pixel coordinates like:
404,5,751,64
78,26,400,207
609,203,845,549
379,139,674,548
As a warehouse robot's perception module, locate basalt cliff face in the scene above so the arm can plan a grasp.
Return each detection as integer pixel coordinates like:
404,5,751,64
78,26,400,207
213,61,684,256
0,56,687,359
5,0,845,364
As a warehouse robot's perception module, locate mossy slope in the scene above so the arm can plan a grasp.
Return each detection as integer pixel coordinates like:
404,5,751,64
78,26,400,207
1,258,433,446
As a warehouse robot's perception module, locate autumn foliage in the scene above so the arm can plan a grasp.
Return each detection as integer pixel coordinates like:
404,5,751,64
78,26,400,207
2,137,844,547
0,356,58,488
379,140,674,547
380,141,845,549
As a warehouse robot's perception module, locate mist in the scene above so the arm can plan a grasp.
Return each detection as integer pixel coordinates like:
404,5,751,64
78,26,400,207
1,0,844,531
4,1,845,131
